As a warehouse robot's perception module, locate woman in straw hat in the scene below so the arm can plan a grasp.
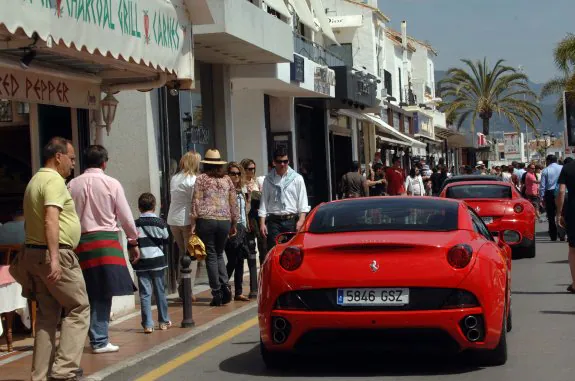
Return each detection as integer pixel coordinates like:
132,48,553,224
167,151,201,302
191,149,238,306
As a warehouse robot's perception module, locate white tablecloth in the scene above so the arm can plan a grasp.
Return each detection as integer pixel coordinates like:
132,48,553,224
0,282,31,336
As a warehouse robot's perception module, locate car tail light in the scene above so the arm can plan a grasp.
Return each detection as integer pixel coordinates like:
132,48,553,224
447,244,473,269
280,247,303,271
513,203,523,213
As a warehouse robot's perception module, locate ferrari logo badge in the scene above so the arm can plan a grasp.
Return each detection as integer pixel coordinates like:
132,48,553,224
475,206,481,212
370,260,379,273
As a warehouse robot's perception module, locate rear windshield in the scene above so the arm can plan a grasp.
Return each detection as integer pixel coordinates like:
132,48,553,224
308,198,459,233
446,184,512,199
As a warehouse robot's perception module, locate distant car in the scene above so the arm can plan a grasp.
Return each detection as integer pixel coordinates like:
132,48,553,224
440,175,504,193
440,180,536,258
258,197,512,368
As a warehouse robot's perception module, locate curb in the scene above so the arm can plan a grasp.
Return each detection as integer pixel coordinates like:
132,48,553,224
83,302,257,381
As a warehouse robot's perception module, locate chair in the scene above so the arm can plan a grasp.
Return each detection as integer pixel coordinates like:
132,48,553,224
0,244,35,352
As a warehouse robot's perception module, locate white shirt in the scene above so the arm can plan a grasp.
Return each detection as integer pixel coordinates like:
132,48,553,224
258,171,310,217
167,172,196,226
405,175,425,196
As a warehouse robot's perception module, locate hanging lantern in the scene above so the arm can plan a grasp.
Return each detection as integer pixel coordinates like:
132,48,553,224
100,93,119,135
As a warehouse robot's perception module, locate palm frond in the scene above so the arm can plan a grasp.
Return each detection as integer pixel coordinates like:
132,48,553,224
554,33,575,72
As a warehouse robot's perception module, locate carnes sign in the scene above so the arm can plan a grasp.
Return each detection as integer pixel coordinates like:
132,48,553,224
2,0,189,71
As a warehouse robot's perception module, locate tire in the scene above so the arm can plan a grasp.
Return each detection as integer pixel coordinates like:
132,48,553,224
478,308,508,366
260,339,289,369
506,303,512,332
523,240,536,259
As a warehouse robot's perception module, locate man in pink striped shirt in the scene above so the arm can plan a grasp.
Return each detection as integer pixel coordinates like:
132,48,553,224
68,145,140,354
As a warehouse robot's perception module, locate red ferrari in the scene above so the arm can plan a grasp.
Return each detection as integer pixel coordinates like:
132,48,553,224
258,197,512,368
439,180,536,258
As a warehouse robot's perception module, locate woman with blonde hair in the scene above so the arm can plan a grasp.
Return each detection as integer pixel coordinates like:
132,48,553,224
224,162,254,301
241,158,262,298
167,151,201,301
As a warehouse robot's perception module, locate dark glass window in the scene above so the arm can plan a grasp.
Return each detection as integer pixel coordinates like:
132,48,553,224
309,198,459,233
446,184,512,199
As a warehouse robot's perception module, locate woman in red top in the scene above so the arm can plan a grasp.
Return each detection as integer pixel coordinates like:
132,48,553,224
524,163,541,220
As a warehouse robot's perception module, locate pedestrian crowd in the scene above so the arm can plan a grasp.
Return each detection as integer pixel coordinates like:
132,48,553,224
6,137,308,381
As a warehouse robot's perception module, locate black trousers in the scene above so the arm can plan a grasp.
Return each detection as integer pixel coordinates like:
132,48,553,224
545,190,565,240
266,218,297,257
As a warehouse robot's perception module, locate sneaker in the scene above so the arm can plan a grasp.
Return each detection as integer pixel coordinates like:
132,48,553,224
92,343,119,354
144,327,154,334
159,321,172,330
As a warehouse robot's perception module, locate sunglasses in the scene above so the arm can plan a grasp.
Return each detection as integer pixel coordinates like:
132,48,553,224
246,167,256,171
229,171,241,176
275,160,289,164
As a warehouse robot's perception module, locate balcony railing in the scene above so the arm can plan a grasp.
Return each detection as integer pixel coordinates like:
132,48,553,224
293,33,345,67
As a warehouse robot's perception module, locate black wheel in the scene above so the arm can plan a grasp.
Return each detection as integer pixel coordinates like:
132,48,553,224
260,339,289,369
523,240,536,259
506,303,512,332
477,308,508,366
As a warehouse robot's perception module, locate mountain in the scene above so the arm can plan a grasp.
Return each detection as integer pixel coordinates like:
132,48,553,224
434,70,563,135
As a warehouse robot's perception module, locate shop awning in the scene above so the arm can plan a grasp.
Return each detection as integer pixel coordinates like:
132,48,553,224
328,15,363,29
362,113,427,149
289,0,317,31
435,126,468,148
309,0,339,45
0,0,194,80
264,0,292,19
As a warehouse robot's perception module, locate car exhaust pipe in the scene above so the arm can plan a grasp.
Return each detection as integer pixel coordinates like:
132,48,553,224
466,328,481,342
464,315,478,329
273,330,287,344
273,318,288,331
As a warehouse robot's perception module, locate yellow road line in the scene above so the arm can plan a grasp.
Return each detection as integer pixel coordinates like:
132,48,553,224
134,316,259,381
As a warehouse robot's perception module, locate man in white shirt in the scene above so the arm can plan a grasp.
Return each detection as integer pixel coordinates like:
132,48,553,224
259,147,310,253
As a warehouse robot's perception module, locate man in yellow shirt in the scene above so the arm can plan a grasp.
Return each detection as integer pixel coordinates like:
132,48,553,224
21,137,89,381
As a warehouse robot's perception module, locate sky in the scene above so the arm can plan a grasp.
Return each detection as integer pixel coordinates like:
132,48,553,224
377,0,572,83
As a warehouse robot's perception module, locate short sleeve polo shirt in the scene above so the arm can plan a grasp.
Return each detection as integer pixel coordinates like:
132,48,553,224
23,168,81,248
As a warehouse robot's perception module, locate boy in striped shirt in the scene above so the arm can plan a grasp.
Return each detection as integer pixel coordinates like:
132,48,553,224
134,193,171,333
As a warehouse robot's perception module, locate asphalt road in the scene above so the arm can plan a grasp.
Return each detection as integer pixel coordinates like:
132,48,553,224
106,222,575,381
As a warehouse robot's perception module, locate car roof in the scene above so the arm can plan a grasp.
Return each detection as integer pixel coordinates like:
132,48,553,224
440,175,503,191
322,196,465,207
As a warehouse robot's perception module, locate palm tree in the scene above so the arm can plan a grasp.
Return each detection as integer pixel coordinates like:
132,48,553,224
541,34,575,120
438,58,541,136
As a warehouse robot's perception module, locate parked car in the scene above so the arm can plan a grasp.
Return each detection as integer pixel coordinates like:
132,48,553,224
440,180,536,258
258,197,512,368
440,175,503,193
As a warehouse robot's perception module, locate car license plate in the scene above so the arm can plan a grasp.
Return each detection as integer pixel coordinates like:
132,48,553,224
337,288,409,306
482,217,493,224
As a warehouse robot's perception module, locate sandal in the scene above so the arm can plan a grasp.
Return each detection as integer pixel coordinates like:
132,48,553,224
566,285,575,294
159,321,172,330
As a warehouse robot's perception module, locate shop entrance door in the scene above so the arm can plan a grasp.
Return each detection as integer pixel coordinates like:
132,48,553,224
329,132,353,199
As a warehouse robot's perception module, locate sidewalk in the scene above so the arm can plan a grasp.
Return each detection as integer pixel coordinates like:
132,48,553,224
0,270,256,381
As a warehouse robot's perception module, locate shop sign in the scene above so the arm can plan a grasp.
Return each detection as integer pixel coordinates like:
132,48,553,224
1,0,189,74
328,15,363,29
503,132,521,160
186,124,210,145
314,67,335,96
0,68,100,109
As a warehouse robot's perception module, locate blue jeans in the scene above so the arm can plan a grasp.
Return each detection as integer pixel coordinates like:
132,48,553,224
137,269,170,329
89,297,112,349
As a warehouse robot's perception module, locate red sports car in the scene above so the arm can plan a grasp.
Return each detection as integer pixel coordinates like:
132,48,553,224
439,180,536,258
258,197,512,368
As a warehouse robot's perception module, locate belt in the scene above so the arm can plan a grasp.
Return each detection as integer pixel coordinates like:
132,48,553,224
25,244,74,250
267,214,298,221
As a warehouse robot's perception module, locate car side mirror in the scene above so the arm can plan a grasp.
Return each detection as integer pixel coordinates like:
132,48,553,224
276,232,297,245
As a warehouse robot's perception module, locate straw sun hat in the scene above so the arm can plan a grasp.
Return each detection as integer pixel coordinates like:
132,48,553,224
200,149,227,165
